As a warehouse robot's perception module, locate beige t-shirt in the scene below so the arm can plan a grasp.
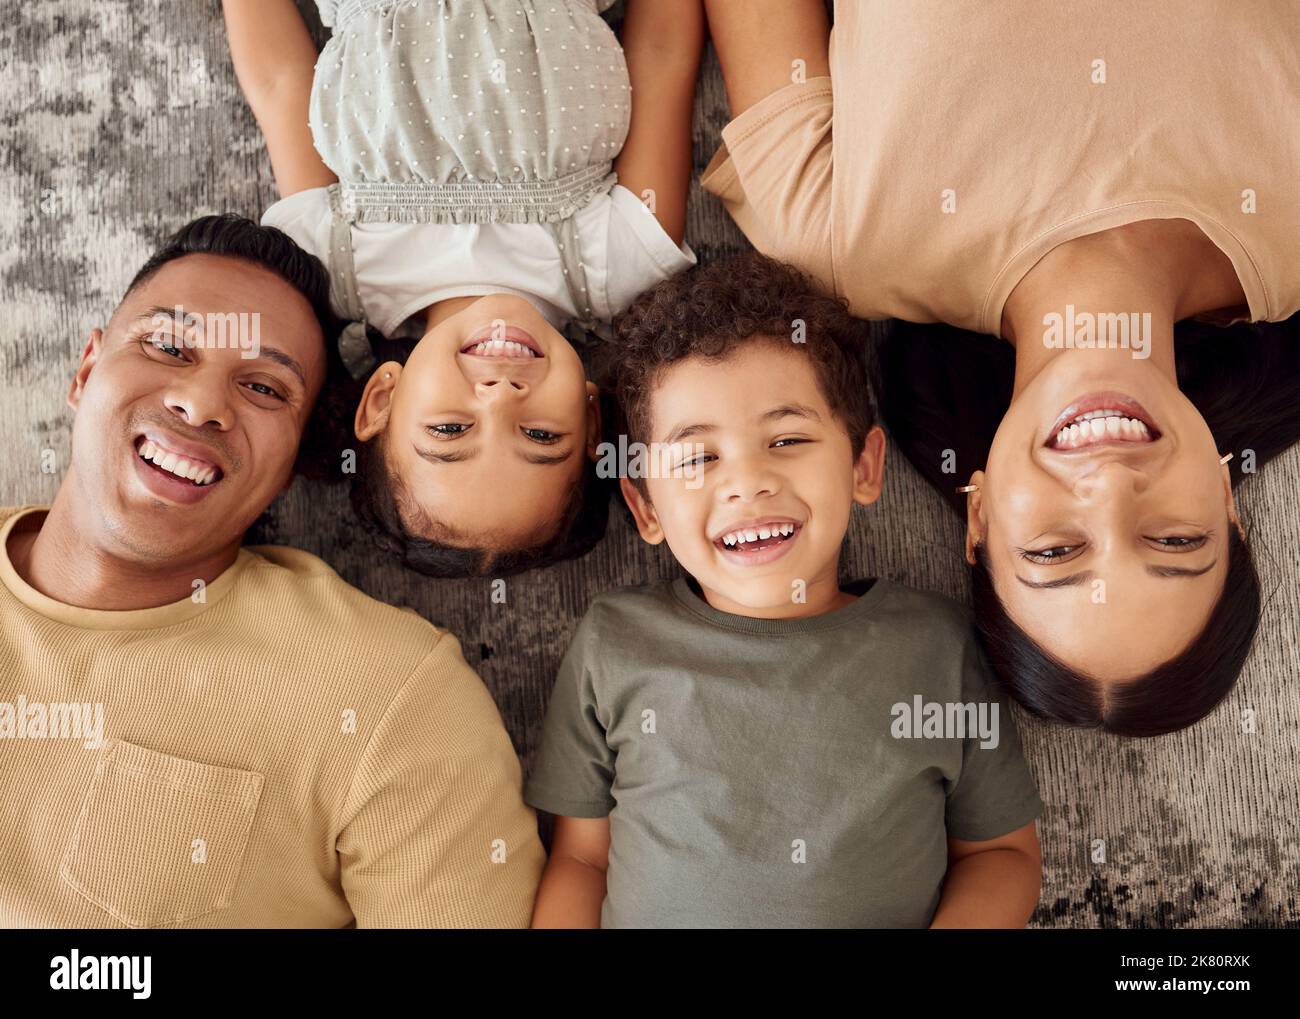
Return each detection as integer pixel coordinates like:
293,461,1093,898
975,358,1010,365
0,507,544,928
829,0,1299,333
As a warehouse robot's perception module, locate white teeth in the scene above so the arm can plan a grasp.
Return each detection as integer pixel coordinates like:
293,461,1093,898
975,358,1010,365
758,526,771,539
138,440,218,485
1105,416,1121,437
1053,413,1153,448
719,523,798,546
468,338,535,357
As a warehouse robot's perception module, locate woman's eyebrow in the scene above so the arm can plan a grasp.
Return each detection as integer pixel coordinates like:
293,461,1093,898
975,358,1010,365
1016,571,1092,590
1146,562,1217,579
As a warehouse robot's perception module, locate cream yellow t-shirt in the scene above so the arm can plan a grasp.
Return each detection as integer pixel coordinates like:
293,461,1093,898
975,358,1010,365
829,0,1299,333
0,507,544,928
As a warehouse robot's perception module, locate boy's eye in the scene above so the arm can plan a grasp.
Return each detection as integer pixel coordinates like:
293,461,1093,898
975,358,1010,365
521,427,561,444
427,423,471,437
772,436,811,448
243,381,286,402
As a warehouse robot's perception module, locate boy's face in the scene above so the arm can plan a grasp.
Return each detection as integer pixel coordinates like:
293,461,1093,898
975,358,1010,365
621,338,885,618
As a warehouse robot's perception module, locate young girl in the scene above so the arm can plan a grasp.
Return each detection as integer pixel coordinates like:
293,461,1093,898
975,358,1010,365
222,0,703,576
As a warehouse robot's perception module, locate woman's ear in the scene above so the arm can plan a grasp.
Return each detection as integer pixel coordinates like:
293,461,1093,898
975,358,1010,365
851,426,887,507
1221,459,1246,540
585,381,603,460
354,362,402,441
964,469,987,566
619,476,665,545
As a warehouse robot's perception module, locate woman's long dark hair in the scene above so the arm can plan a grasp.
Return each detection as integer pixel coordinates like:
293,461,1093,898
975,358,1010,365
883,314,1300,737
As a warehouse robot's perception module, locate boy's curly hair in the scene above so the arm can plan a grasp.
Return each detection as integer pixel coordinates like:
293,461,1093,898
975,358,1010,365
605,251,875,494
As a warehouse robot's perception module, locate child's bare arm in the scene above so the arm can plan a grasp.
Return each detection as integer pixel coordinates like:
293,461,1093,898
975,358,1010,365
530,815,610,928
612,0,706,246
221,0,337,197
929,821,1042,929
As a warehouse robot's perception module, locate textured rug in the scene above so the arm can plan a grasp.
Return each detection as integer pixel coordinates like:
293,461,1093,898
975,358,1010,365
1,1,1296,928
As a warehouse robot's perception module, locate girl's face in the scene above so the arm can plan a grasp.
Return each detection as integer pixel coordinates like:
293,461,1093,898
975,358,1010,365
355,293,600,549
966,355,1241,682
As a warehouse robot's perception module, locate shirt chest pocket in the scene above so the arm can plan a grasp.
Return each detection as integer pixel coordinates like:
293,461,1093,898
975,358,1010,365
59,739,264,928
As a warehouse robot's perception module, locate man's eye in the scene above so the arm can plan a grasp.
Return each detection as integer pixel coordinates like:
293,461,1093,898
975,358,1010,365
427,423,470,437
1017,544,1081,564
522,427,560,444
144,336,186,359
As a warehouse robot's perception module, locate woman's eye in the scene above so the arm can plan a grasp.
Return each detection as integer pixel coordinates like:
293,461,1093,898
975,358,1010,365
1018,544,1081,564
427,423,471,437
1148,534,1209,552
521,427,560,444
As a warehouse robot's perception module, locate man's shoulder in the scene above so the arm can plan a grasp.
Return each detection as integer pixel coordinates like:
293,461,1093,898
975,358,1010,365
239,542,458,667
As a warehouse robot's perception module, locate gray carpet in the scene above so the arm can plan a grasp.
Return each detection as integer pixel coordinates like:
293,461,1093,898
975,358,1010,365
2,1,1296,928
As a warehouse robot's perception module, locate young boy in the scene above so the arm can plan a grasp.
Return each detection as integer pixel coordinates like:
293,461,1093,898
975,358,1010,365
524,254,1044,928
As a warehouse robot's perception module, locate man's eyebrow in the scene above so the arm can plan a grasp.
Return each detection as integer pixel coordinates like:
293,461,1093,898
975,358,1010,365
1016,571,1094,590
130,305,307,386
1146,561,1217,579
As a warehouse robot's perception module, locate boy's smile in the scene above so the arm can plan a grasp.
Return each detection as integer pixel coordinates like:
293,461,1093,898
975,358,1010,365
620,339,885,619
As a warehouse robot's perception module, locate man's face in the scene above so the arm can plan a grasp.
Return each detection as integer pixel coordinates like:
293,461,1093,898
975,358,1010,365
67,254,327,563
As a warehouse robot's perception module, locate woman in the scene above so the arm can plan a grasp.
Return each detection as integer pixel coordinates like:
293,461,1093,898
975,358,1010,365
698,0,1300,735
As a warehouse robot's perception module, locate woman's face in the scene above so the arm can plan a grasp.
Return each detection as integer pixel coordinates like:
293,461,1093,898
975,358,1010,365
967,355,1240,681
355,293,599,548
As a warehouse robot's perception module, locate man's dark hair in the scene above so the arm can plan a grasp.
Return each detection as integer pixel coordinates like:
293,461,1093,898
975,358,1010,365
125,214,347,480
883,313,1300,736
607,251,875,496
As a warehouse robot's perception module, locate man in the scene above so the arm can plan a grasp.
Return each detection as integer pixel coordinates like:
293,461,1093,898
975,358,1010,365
0,215,545,927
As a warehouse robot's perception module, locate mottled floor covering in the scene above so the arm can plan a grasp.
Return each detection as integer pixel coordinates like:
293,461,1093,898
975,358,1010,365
1,2,1296,927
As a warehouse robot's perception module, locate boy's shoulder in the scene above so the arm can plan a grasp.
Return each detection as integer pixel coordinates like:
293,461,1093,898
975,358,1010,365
580,577,682,629
871,578,977,643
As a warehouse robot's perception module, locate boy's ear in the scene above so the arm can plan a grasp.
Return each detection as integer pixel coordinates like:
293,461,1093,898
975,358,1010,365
850,426,887,507
964,469,987,566
355,361,402,441
584,381,602,460
619,476,665,545
67,328,104,410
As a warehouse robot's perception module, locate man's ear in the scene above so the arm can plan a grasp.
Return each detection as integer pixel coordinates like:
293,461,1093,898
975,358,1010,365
851,426,887,507
584,381,602,460
1221,459,1246,541
964,469,986,566
619,476,665,545
67,328,104,410
354,362,402,440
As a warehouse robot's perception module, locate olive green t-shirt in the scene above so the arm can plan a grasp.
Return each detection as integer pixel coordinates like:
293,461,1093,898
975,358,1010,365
524,576,1043,928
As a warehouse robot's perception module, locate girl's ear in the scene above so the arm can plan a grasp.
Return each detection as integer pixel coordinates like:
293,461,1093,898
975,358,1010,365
851,426,887,507
355,362,402,440
585,381,603,460
964,469,987,566
619,476,665,545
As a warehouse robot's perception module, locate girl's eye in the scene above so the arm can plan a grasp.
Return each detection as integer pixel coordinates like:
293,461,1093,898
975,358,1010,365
1147,534,1209,552
427,423,471,437
1017,544,1081,564
521,427,561,444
